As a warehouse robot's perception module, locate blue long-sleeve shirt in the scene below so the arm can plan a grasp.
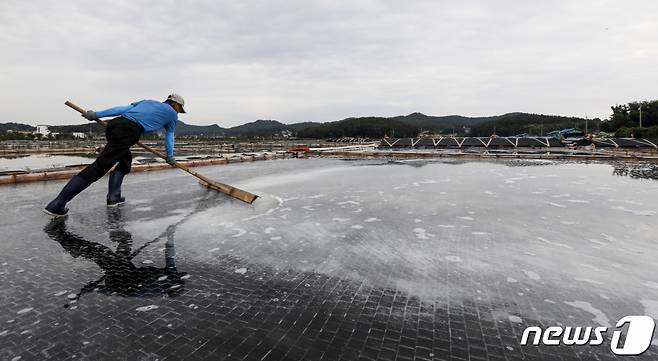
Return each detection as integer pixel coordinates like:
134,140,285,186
95,100,178,157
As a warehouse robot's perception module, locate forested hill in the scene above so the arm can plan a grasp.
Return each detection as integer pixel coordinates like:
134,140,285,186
296,112,592,138
297,117,419,138
175,121,226,136
1,112,595,138
392,112,494,132
470,113,594,137
7,100,657,138
43,121,226,136
222,120,297,137
0,122,36,132
295,112,498,138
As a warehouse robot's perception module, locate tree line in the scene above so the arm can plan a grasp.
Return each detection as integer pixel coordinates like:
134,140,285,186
602,100,658,138
469,113,598,137
297,117,418,139
3,100,657,140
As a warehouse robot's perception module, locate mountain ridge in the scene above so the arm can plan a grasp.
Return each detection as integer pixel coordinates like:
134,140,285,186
0,112,592,138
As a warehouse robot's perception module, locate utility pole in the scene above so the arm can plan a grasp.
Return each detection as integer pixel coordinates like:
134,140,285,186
639,104,643,128
585,114,588,135
540,120,543,137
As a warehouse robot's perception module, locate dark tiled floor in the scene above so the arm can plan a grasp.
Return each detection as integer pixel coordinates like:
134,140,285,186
1,159,657,360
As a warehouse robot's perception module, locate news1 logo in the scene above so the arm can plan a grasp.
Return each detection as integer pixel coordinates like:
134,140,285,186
521,316,656,355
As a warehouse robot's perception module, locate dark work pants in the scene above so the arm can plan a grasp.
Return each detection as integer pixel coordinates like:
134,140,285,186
78,117,143,183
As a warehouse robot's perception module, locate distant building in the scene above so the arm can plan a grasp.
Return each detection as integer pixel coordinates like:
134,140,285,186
35,125,50,136
72,132,86,139
419,130,440,138
547,128,584,139
276,130,293,138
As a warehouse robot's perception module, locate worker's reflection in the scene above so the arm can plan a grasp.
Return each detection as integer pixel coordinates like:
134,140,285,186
44,207,186,304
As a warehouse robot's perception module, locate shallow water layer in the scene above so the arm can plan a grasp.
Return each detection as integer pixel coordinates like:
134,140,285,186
1,158,657,360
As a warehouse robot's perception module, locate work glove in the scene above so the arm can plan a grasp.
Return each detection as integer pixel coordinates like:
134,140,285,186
82,110,98,121
166,155,176,166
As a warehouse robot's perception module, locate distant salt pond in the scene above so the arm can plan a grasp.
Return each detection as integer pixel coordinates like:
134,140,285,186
0,154,94,172
0,153,223,172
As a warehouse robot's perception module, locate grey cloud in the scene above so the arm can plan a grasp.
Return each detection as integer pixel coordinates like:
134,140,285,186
1,0,657,126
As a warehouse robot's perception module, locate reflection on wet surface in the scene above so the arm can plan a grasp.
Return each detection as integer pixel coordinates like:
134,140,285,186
43,209,187,304
613,162,658,180
1,158,657,360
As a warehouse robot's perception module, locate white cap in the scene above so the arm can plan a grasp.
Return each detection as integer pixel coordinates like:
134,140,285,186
166,93,186,113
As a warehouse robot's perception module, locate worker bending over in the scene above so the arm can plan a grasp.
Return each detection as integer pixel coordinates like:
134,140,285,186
44,93,185,216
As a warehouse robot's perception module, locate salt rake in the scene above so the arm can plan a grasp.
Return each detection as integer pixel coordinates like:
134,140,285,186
65,101,258,204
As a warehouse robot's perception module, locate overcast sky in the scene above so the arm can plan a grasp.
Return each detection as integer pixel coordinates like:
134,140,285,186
1,1,656,127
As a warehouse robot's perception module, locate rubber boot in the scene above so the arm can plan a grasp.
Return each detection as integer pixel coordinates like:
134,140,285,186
106,171,126,207
44,176,91,217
